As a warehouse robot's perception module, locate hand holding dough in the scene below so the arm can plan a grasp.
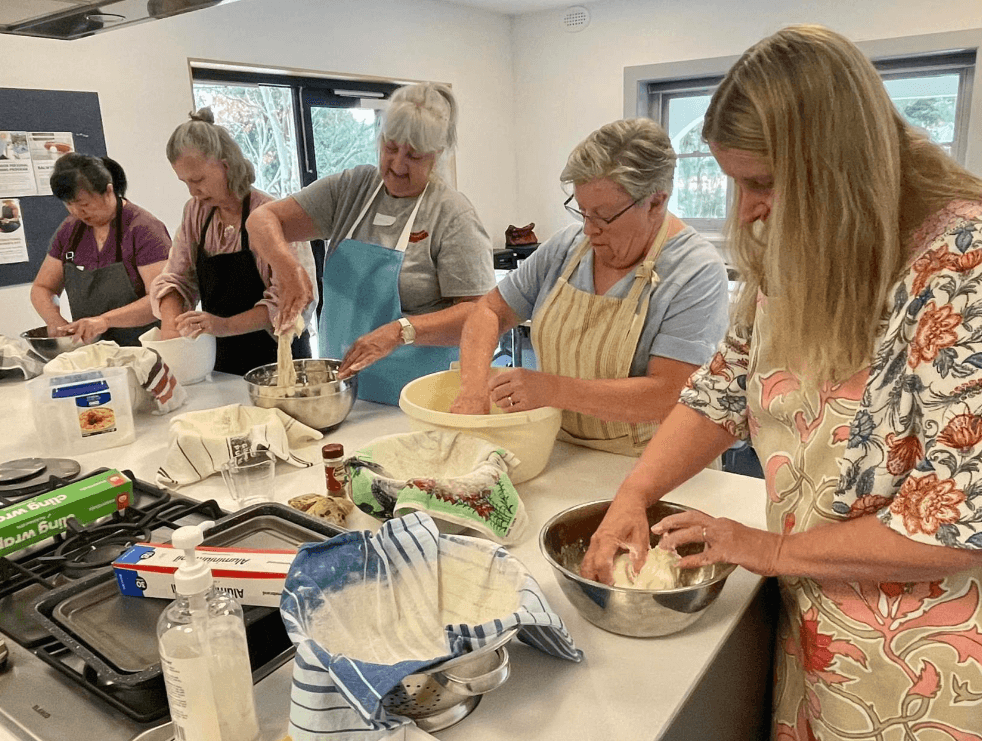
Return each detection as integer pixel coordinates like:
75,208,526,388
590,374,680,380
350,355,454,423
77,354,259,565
611,547,681,590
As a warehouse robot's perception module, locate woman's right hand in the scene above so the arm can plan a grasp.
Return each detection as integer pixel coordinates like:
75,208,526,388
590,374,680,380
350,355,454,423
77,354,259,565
272,261,313,334
450,390,491,415
580,489,653,585
47,321,70,337
159,326,182,340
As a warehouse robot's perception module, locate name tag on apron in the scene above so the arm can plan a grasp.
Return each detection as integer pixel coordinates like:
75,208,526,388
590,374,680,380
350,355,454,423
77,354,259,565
373,213,398,227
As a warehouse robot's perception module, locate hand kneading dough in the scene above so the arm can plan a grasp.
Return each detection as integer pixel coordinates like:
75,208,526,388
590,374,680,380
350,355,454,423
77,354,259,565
611,547,680,590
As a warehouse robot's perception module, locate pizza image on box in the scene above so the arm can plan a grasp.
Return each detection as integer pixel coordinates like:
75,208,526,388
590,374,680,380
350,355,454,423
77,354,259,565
79,407,116,436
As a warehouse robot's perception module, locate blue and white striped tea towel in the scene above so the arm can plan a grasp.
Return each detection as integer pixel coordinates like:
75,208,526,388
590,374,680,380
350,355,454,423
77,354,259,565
280,512,582,740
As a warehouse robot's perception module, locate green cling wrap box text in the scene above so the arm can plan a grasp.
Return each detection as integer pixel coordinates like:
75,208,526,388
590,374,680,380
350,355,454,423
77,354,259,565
0,469,132,557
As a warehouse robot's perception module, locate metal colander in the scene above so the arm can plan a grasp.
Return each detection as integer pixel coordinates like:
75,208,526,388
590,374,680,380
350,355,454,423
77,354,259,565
381,628,517,732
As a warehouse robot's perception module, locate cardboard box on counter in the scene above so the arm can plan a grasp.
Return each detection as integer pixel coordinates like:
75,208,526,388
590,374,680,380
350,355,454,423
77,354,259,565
0,469,131,557
113,543,298,607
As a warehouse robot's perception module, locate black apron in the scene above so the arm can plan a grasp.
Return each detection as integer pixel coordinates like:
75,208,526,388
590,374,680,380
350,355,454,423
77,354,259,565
195,193,311,376
62,198,159,347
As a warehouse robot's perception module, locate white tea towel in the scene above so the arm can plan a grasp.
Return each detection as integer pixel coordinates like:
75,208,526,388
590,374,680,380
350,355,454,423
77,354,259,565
349,431,527,544
45,340,186,414
280,512,582,739
0,335,45,380
156,403,322,487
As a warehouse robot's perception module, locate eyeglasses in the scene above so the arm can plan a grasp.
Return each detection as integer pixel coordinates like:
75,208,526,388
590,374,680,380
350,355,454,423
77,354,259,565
564,193,643,228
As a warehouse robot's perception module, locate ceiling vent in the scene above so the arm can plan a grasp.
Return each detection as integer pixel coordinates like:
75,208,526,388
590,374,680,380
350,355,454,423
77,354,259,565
1,0,240,41
561,5,590,33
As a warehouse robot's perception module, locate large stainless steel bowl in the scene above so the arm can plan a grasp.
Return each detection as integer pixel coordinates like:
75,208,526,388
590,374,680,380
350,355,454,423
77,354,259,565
243,358,357,431
540,499,736,637
20,326,78,361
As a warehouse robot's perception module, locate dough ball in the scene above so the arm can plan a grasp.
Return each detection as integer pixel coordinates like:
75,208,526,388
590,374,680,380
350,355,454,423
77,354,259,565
611,547,680,590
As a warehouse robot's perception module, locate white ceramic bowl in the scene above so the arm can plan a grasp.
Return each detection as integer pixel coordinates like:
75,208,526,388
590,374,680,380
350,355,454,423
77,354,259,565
139,327,216,385
399,368,562,484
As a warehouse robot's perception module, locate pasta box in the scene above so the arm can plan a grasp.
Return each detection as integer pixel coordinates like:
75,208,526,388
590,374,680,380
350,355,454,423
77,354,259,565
0,469,132,557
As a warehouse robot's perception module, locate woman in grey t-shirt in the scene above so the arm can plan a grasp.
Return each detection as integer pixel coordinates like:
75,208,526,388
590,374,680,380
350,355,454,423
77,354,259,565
248,82,494,404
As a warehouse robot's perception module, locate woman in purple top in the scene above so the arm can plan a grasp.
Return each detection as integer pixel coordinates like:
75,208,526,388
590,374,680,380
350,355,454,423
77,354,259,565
30,154,171,346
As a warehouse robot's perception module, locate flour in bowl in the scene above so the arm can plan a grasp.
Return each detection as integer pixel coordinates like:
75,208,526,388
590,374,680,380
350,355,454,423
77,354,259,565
611,547,680,590
307,576,448,664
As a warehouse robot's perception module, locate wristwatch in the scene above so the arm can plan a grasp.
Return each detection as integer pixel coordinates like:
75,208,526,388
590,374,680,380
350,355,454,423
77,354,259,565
398,317,416,345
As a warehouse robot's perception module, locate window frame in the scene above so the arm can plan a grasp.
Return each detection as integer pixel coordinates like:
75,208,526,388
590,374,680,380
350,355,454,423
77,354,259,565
189,62,405,189
624,29,982,242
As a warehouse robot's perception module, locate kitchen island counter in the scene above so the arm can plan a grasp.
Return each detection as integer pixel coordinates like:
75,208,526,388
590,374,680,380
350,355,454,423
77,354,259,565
0,372,772,741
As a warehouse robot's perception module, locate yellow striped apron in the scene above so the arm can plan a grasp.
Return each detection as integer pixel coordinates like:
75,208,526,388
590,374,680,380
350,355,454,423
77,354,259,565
531,218,670,456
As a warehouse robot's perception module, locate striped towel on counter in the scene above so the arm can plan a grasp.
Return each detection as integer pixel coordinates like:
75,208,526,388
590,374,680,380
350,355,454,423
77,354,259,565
280,512,582,740
155,403,322,488
44,340,187,414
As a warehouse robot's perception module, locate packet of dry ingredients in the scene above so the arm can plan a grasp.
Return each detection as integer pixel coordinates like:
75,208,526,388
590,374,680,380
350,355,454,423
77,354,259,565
0,469,132,557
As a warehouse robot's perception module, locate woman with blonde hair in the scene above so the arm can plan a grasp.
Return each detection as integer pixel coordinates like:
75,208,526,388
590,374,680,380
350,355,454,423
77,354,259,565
582,25,982,739
248,82,494,404
150,108,317,375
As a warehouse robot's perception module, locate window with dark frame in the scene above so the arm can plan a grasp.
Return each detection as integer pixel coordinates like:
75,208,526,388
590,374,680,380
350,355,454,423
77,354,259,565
188,65,402,351
646,51,976,235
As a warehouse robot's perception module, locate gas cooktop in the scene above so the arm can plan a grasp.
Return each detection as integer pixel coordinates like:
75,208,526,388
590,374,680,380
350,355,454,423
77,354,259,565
0,462,342,741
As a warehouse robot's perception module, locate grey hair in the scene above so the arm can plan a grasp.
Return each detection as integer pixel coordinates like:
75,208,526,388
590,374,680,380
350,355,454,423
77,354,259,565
166,107,255,199
561,118,676,200
380,83,458,156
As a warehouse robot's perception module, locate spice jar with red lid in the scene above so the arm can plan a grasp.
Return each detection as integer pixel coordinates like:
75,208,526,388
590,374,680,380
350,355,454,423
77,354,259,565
322,443,351,499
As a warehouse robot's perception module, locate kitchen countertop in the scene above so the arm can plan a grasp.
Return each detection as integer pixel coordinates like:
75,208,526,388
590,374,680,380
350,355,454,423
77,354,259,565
0,371,771,741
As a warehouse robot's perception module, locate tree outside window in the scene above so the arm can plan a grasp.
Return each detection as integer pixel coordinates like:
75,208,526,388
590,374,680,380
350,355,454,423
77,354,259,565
192,83,302,199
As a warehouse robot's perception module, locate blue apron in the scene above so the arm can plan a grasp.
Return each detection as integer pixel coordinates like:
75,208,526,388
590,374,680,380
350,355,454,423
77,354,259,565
319,180,459,406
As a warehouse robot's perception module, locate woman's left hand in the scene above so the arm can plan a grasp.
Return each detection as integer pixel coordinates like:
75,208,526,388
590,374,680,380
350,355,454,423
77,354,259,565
338,322,402,379
652,511,784,577
176,310,229,338
488,368,555,412
64,316,109,343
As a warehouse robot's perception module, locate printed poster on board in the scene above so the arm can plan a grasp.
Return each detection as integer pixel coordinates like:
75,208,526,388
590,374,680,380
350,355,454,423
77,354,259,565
0,198,28,264
0,132,37,197
29,132,75,196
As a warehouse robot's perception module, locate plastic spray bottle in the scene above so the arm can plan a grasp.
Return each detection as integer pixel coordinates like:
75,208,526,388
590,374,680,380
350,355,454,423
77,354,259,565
156,521,261,741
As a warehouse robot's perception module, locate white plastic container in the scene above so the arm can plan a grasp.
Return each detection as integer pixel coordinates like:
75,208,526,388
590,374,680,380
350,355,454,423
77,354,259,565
156,521,260,741
30,367,136,455
399,368,562,484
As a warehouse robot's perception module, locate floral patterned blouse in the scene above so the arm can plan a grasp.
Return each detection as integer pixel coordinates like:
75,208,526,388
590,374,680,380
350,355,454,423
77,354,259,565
680,201,982,741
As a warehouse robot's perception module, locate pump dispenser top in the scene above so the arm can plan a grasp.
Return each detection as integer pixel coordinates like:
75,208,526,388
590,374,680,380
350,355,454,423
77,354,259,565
171,520,215,596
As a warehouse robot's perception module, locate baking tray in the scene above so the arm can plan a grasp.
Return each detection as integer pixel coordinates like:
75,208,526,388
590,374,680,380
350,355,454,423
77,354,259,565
33,502,346,684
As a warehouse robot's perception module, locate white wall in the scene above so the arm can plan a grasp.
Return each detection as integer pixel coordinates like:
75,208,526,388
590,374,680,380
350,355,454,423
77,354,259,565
4,0,982,337
511,0,982,242
0,0,515,337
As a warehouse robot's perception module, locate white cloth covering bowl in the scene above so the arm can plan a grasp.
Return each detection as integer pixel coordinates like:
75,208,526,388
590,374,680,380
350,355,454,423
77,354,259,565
139,327,216,385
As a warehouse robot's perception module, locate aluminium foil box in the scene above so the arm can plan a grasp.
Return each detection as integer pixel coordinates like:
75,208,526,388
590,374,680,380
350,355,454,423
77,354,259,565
113,543,298,607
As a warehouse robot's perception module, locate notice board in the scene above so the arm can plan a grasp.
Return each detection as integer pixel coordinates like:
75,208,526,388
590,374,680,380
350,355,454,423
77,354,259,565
0,88,107,287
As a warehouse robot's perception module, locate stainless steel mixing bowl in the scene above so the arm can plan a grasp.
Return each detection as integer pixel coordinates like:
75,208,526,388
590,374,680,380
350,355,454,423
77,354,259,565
243,358,357,431
540,499,736,637
21,326,81,361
